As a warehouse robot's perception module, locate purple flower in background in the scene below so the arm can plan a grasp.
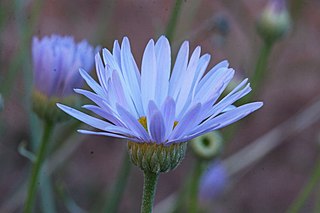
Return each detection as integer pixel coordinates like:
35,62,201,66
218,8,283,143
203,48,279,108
199,162,228,199
32,35,95,98
57,36,262,144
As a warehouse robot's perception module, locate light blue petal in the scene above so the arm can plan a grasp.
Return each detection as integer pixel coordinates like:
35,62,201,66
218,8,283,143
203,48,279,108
169,41,189,99
120,37,144,116
196,60,229,93
190,54,211,98
207,82,251,118
176,46,201,117
141,39,157,112
188,102,263,137
154,36,171,106
113,71,138,117
79,68,105,97
112,40,121,66
168,103,201,140
57,103,130,135
149,110,166,144
78,130,130,140
82,105,126,127
161,97,176,138
102,48,121,72
147,100,159,134
95,53,109,93
221,105,236,113
195,68,234,104
74,89,109,109
167,123,220,144
116,104,150,142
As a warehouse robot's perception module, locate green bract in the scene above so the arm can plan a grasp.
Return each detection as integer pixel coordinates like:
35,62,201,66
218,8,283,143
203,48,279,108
128,141,187,174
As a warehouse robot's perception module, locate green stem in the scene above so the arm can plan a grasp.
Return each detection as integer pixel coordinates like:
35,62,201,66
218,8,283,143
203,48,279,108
165,0,183,42
141,171,159,213
189,160,206,213
287,158,320,213
24,121,54,213
40,173,56,213
103,151,132,213
237,40,274,112
314,183,320,213
1,0,43,97
250,41,273,97
238,41,274,105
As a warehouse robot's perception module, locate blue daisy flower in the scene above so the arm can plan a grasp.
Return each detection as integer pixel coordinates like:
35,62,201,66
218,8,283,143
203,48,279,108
57,36,262,145
32,35,95,98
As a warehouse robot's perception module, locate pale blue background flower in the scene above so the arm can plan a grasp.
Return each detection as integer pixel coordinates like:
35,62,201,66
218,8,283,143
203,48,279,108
58,36,262,144
32,35,95,98
199,162,228,200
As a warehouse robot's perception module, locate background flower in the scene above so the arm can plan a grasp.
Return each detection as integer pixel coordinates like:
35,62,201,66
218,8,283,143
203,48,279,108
199,161,228,200
32,35,96,98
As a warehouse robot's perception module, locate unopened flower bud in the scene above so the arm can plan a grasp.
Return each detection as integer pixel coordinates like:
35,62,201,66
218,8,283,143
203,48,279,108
190,131,223,161
257,0,291,43
32,34,96,122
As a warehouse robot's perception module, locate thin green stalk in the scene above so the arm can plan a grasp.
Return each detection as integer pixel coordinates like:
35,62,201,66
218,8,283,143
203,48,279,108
24,121,54,213
287,158,320,213
238,40,274,105
253,41,273,89
165,0,184,42
313,183,320,213
141,171,159,213
103,151,132,213
1,0,43,97
189,160,206,213
40,173,56,213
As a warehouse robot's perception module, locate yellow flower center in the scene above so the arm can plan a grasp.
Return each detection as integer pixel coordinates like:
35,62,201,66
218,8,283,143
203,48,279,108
138,116,178,132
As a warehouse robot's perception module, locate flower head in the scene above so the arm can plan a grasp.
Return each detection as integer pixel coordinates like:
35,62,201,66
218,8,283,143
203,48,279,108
57,36,262,145
32,35,95,98
199,162,228,200
32,35,96,122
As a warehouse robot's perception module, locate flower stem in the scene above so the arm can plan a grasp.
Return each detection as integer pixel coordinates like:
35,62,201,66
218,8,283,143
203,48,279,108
189,160,206,213
252,41,273,90
287,158,320,213
165,0,183,42
103,151,132,213
24,121,54,213
141,171,159,213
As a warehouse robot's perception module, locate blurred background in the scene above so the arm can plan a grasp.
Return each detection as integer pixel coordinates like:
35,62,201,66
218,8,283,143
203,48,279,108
1,0,320,212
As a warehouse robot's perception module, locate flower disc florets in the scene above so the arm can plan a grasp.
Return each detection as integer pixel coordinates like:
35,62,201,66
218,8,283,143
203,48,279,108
57,35,262,148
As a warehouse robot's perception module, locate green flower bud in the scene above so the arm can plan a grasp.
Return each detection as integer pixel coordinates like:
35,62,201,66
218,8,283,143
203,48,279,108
190,131,223,161
32,90,77,123
127,141,187,174
257,0,291,43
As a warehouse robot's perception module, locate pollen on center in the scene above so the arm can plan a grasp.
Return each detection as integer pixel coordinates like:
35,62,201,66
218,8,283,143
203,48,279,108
138,116,179,132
